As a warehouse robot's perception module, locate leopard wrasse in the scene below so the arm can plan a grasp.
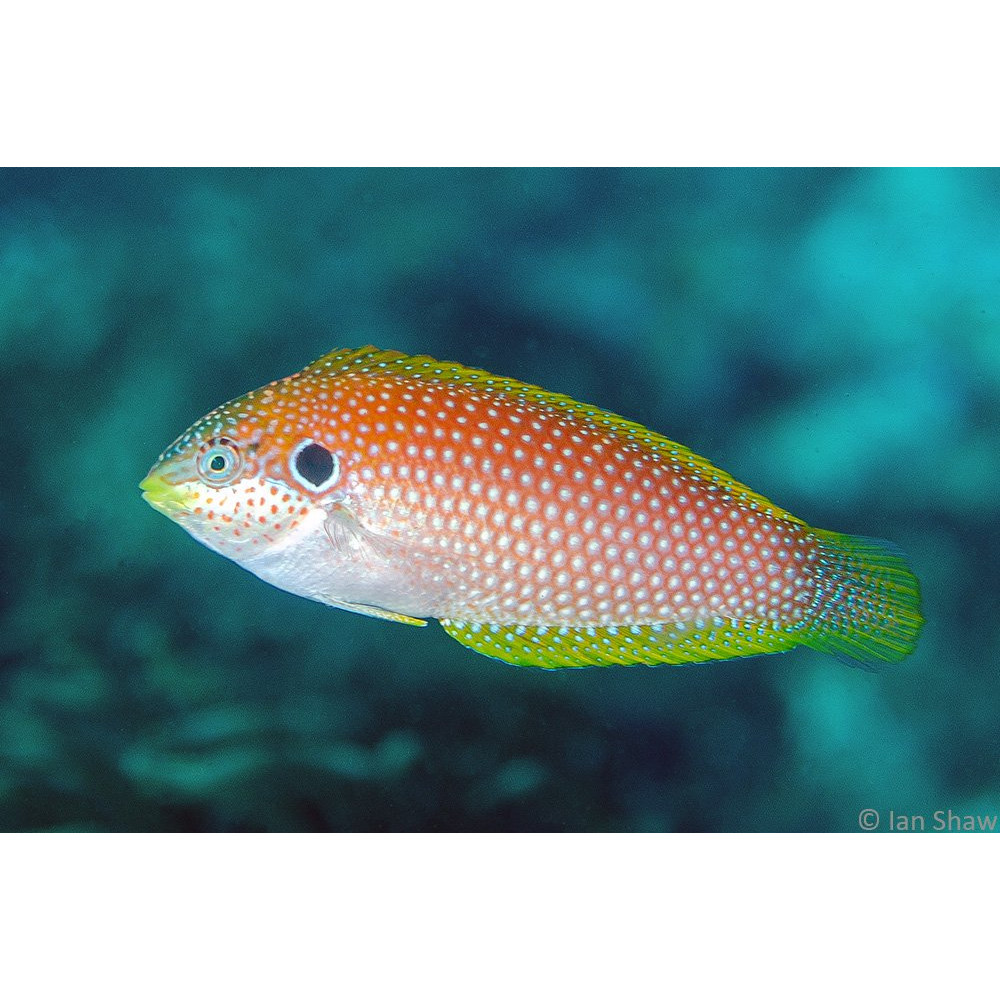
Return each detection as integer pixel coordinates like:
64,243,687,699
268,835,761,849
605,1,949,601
141,346,923,669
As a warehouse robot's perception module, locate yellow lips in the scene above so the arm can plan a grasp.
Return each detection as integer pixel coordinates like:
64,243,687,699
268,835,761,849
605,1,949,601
140,473,188,513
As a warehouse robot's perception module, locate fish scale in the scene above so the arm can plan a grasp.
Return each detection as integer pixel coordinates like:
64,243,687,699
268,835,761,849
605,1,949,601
141,346,923,669
345,379,811,625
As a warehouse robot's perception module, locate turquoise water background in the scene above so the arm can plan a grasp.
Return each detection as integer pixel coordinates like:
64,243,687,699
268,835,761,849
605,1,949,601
0,167,995,832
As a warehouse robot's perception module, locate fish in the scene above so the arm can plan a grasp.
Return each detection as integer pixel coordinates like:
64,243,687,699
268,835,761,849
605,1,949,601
141,346,923,669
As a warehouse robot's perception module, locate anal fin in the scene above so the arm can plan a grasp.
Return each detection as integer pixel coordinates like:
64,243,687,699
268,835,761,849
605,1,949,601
439,618,802,668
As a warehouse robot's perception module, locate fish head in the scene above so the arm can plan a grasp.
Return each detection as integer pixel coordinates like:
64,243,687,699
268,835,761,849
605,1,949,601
140,374,347,562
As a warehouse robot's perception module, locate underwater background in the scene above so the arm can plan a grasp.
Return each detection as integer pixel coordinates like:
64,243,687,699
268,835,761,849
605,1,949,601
0,167,995,832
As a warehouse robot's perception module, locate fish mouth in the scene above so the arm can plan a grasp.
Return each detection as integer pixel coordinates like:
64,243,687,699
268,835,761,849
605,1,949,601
140,473,188,514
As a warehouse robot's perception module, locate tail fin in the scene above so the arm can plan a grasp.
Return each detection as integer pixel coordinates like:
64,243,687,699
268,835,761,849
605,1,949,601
803,530,923,670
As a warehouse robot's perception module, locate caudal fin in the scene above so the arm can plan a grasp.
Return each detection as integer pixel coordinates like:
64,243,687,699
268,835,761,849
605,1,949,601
803,530,923,669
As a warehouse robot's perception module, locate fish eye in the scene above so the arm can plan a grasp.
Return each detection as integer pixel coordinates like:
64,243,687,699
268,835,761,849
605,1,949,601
290,440,339,491
196,438,244,486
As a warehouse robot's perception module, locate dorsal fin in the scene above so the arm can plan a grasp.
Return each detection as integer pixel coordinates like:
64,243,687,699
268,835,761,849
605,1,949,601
299,346,806,526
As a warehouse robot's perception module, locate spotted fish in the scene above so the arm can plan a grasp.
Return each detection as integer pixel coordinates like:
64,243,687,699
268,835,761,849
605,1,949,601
140,346,923,669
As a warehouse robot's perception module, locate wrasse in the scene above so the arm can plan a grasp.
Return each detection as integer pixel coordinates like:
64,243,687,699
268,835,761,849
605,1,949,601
141,346,922,669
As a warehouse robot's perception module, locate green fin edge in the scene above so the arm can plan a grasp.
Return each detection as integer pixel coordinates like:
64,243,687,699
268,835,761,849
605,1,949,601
439,618,803,669
303,346,808,528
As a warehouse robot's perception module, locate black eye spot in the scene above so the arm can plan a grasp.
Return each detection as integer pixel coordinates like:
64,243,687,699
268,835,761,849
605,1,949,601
209,454,227,472
293,442,335,488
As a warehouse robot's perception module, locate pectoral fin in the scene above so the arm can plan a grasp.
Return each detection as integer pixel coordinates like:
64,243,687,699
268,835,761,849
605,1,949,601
323,505,403,565
319,505,427,626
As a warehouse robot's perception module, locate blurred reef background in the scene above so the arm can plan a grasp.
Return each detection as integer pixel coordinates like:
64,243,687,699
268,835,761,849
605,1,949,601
0,167,996,832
